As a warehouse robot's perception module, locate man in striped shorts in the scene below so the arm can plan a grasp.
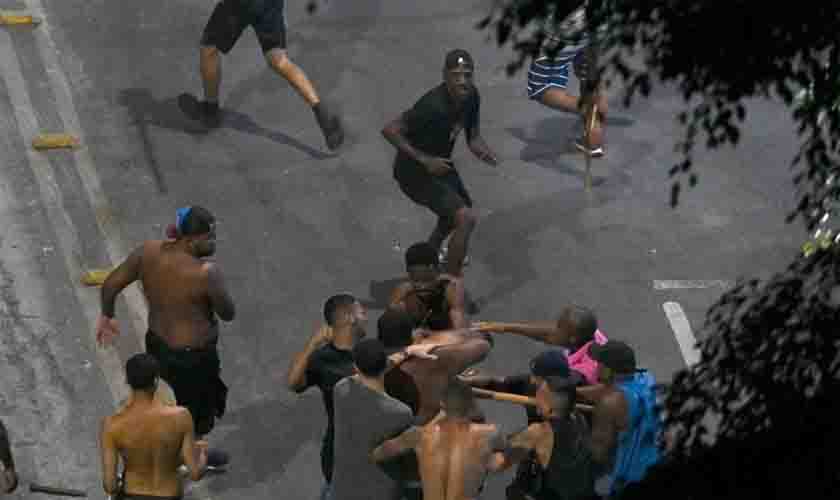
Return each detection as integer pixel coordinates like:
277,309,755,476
527,6,607,157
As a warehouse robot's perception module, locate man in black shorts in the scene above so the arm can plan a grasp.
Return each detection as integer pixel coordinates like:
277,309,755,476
183,0,343,150
382,49,499,277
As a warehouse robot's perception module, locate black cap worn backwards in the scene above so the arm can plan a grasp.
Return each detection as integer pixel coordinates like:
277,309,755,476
589,340,637,374
444,49,475,70
530,350,584,388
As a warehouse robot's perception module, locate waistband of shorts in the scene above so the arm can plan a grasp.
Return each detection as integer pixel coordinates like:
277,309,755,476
402,481,422,489
147,330,217,353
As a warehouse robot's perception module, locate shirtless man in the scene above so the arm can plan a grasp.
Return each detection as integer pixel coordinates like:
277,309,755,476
98,206,234,466
100,353,208,500
371,379,506,500
377,309,493,500
378,309,492,424
389,242,468,331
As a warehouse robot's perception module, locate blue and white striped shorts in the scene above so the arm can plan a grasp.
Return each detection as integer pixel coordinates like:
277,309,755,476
526,49,586,100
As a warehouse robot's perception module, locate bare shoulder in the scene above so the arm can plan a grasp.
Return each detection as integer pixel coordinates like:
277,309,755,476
140,240,163,258
599,389,627,411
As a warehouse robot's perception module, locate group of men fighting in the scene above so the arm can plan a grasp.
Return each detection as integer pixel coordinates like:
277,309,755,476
94,207,660,500
0,1,650,500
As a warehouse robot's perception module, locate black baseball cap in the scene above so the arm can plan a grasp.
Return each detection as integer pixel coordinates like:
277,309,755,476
589,340,637,374
530,350,584,387
444,49,475,70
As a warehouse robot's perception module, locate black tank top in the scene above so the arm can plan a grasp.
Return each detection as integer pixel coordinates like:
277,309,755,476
539,413,596,500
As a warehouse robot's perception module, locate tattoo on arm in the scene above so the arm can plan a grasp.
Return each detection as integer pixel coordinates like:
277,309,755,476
206,263,236,322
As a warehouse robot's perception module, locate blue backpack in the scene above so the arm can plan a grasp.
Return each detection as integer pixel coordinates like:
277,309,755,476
610,370,662,493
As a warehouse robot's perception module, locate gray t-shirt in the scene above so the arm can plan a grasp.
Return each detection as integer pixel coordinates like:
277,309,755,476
331,377,414,500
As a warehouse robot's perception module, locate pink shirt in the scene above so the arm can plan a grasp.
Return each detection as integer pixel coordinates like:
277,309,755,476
567,329,608,385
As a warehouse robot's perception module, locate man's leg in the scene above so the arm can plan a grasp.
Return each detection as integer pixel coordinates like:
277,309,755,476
190,0,248,127
256,1,344,150
428,216,454,255
266,49,319,106
444,206,476,277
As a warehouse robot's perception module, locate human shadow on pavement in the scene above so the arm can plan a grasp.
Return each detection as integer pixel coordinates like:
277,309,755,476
117,89,331,160
470,182,631,311
205,394,325,493
507,115,634,184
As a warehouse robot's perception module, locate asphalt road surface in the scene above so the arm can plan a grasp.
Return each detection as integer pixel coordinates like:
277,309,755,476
0,1,806,499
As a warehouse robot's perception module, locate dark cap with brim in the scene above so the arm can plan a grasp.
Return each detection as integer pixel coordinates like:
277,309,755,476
530,350,584,387
444,49,475,70
589,340,637,374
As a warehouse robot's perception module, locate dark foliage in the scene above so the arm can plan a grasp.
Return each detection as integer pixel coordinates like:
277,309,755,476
619,245,840,499
476,0,840,224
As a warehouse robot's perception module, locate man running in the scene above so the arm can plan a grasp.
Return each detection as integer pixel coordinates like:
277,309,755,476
527,3,608,157
371,379,507,500
97,206,234,468
286,294,440,498
182,0,343,150
389,242,468,331
100,353,208,500
382,49,499,277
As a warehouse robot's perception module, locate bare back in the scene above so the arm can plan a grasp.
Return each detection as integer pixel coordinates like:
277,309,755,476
141,241,217,348
108,403,189,497
399,332,488,424
418,420,499,500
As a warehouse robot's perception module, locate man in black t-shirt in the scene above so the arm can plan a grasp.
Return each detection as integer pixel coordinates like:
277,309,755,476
286,293,440,499
182,0,343,150
382,49,499,278
286,294,365,497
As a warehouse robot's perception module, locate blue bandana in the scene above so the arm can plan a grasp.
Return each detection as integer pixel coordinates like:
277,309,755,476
175,207,192,234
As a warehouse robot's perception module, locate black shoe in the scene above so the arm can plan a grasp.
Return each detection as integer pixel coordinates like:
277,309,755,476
206,448,230,470
313,102,344,151
177,93,222,128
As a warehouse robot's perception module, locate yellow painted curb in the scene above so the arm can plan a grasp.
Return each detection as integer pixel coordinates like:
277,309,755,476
32,133,80,150
0,13,41,26
80,269,112,287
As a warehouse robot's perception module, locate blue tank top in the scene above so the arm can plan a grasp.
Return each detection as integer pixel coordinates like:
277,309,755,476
608,371,662,494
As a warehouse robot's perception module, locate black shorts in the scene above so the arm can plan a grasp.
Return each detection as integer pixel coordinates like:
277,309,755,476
145,331,228,436
394,158,473,219
201,0,287,54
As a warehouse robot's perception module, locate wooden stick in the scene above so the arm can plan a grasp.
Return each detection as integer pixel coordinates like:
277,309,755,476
30,483,87,497
471,388,594,412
